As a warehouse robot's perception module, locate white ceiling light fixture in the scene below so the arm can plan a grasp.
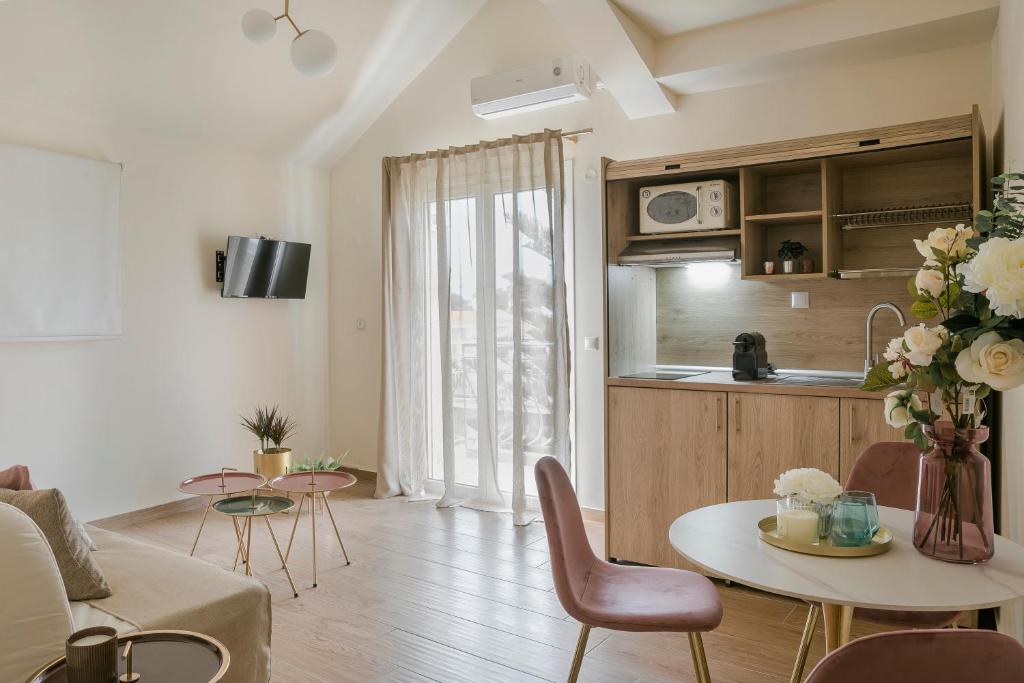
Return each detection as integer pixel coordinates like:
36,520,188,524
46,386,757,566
241,1,338,77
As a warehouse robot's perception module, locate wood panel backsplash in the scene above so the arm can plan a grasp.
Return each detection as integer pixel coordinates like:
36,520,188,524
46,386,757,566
656,265,916,372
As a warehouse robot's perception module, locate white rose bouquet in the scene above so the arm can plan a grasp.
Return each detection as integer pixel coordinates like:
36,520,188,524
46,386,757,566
862,172,1024,448
773,467,843,504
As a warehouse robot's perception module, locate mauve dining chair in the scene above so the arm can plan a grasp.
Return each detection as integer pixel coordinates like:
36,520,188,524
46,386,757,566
535,456,723,683
792,442,966,681
803,628,1024,683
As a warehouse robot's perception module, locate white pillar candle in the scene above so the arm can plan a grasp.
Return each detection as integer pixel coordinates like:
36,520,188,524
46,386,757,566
778,508,819,544
70,634,113,646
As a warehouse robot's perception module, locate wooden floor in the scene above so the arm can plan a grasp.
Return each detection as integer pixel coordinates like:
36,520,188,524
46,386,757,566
113,477,890,682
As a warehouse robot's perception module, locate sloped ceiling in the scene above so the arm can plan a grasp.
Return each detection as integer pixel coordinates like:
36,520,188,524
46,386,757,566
0,0,483,160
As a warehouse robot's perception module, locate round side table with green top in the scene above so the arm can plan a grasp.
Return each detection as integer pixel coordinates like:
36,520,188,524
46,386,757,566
212,494,299,598
178,469,267,557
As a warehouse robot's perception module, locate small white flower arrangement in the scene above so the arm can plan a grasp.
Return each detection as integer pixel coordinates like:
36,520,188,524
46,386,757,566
773,468,843,505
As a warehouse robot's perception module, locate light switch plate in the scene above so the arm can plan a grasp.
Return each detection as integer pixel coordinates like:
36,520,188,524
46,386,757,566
583,336,600,351
791,292,809,309
356,318,366,330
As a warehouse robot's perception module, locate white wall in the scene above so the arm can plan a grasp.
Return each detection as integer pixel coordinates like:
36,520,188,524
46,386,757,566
993,0,1024,639
0,87,328,525
329,0,993,510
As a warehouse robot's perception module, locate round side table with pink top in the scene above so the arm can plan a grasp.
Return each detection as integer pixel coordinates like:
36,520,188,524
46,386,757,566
270,470,356,588
178,469,267,557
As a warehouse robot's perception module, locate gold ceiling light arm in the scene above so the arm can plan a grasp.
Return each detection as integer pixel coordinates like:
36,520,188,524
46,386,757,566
274,0,304,37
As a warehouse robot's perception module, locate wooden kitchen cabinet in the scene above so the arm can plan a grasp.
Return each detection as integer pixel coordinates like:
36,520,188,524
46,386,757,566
839,398,912,485
607,386,727,569
727,393,840,501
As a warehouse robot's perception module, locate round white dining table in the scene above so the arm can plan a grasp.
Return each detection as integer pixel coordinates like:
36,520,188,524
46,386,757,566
669,500,1024,656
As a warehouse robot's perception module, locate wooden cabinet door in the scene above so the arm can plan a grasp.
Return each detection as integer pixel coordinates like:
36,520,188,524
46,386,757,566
839,398,911,485
607,387,727,569
727,393,840,501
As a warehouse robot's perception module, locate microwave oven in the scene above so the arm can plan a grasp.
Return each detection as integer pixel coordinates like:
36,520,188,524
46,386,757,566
639,180,737,234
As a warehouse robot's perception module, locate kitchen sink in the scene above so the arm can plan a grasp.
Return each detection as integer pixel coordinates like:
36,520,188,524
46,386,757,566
771,374,865,388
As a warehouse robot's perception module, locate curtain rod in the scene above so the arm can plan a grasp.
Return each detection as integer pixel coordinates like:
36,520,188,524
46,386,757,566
388,128,595,165
562,128,593,140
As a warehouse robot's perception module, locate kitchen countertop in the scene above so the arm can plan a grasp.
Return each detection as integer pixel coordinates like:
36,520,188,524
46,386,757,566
607,370,887,400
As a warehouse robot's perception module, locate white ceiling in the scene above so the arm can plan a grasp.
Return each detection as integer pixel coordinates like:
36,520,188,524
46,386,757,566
611,0,830,38
0,0,458,158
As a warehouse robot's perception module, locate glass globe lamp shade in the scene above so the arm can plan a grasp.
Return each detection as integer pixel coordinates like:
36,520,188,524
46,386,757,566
241,9,277,43
290,30,337,77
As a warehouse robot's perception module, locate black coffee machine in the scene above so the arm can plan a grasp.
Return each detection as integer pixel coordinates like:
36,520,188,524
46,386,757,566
732,332,771,381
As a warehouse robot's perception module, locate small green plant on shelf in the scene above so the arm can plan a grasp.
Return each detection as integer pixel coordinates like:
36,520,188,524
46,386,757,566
777,240,808,273
289,451,351,473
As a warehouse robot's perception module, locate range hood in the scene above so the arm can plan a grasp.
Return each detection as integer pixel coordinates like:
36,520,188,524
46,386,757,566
617,238,738,267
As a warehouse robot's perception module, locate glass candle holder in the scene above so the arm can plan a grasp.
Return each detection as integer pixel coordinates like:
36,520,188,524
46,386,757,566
776,495,820,544
829,491,880,547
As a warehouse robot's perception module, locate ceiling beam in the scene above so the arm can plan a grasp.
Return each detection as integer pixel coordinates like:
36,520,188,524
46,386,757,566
653,0,999,94
292,0,485,168
542,0,676,119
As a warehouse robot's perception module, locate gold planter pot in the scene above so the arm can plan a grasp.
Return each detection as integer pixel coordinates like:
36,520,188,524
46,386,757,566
253,449,292,479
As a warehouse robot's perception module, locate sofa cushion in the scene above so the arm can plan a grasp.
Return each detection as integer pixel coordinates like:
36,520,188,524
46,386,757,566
0,502,74,683
0,488,111,599
84,526,272,683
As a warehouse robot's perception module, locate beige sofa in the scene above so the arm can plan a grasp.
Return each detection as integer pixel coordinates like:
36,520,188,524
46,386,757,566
1,502,271,682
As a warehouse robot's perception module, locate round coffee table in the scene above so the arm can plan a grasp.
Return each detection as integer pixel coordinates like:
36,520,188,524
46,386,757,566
27,630,229,683
270,470,356,588
212,494,298,598
178,469,266,556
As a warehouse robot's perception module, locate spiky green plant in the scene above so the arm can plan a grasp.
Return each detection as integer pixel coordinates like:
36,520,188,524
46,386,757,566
241,405,296,452
267,412,298,450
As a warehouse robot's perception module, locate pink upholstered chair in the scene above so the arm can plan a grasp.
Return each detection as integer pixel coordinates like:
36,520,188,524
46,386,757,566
535,456,723,683
804,629,1024,683
792,442,965,680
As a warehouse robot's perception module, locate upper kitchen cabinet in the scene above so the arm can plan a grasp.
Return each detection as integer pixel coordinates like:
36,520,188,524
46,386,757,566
602,107,983,282
740,159,825,280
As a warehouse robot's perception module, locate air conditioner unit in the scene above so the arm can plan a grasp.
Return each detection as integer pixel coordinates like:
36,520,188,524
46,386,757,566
471,57,593,119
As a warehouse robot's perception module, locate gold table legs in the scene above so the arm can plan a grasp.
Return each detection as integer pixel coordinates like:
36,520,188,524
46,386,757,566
284,491,352,589
189,497,214,556
790,604,820,683
821,603,853,653
230,514,299,598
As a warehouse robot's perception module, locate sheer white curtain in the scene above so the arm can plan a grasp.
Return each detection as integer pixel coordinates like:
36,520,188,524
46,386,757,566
377,130,571,525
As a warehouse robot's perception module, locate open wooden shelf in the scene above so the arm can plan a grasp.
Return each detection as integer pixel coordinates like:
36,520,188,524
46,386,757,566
626,229,741,242
745,210,823,224
744,272,826,282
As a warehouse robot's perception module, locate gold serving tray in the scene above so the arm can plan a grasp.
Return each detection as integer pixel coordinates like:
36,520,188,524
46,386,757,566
758,515,893,557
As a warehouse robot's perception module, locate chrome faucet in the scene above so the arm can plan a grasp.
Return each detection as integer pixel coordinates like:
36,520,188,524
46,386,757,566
865,302,907,375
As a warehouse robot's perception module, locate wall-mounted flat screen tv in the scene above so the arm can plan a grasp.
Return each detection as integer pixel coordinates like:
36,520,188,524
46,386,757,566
221,236,311,299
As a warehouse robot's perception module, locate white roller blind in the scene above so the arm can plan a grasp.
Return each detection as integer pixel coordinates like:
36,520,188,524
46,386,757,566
0,142,122,340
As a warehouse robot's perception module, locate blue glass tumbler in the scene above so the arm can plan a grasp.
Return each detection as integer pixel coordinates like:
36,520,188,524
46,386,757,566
829,491,880,547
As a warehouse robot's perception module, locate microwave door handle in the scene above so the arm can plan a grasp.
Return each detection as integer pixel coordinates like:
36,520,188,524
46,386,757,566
695,185,702,224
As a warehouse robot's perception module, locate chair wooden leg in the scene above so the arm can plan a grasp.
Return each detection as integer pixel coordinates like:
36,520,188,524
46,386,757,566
688,632,711,683
790,604,820,683
567,624,591,683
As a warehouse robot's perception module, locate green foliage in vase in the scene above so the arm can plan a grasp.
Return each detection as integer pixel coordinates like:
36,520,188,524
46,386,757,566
240,405,297,452
289,451,351,473
862,172,1024,448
